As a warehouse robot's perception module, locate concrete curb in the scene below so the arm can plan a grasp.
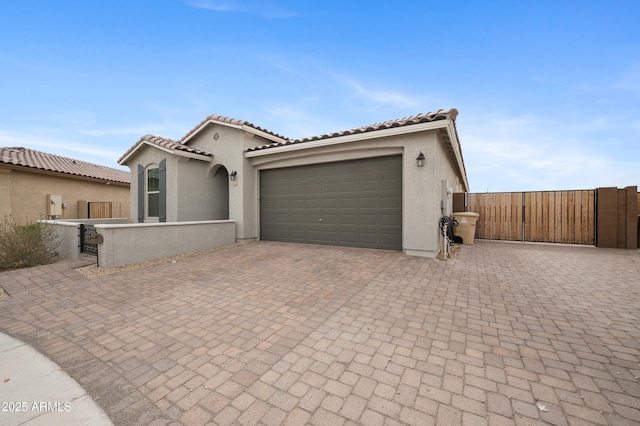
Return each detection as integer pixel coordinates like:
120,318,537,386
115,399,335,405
0,333,113,426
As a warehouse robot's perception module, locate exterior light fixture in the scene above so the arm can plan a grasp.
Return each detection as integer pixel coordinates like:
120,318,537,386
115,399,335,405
416,151,425,167
229,171,237,181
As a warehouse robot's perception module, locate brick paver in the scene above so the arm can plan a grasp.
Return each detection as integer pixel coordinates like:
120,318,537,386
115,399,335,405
0,241,638,425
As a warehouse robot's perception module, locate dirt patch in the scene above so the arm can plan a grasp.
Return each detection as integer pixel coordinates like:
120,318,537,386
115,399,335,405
75,244,236,279
436,244,462,261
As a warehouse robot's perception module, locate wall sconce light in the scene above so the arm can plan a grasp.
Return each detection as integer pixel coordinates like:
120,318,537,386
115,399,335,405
105,181,111,185
229,171,237,181
416,151,425,167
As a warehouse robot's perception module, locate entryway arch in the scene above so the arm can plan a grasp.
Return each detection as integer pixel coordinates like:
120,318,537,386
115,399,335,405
208,164,229,220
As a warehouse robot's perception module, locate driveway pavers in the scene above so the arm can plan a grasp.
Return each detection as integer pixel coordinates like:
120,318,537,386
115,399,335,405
0,241,638,425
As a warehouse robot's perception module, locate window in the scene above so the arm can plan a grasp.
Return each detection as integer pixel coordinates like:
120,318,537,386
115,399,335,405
147,167,159,218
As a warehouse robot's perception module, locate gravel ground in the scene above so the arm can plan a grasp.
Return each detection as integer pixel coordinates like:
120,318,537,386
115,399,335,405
74,244,236,279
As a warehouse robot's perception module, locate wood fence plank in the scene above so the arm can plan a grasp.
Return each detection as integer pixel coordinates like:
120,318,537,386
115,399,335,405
568,191,576,243
524,192,532,242
581,190,589,244
554,191,562,243
504,193,511,240
509,193,514,240
588,190,596,244
477,194,483,239
561,191,569,243
481,194,487,239
88,202,112,219
498,194,507,240
516,192,523,241
542,192,556,243
495,193,501,239
534,192,544,241
478,194,485,239
575,191,583,244
491,193,497,240
484,194,490,239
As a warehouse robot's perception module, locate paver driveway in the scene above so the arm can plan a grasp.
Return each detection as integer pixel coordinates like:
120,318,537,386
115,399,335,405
0,241,639,425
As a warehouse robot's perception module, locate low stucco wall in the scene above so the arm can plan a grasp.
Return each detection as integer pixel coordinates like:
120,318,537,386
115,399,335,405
54,218,130,225
95,220,236,268
41,219,129,259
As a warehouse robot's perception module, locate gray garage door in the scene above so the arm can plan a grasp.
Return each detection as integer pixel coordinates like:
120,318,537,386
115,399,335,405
260,156,402,251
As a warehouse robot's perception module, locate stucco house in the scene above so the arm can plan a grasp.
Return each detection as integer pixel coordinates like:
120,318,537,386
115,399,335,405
118,109,468,258
0,147,130,223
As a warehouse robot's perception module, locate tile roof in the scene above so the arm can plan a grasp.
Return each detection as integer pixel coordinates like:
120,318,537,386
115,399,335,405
245,109,459,152
182,114,288,143
0,147,131,184
118,114,286,165
118,134,213,164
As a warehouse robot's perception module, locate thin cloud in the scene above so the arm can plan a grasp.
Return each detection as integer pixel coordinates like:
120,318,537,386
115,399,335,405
341,78,420,110
185,0,297,18
76,125,166,137
264,104,341,139
460,112,637,191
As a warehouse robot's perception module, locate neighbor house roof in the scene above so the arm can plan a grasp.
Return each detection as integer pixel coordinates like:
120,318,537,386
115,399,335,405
245,109,459,152
0,147,131,184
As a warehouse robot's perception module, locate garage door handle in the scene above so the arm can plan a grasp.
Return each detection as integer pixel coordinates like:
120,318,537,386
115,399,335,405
318,218,323,222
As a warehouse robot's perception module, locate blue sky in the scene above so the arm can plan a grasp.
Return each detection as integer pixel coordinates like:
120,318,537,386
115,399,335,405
1,0,638,192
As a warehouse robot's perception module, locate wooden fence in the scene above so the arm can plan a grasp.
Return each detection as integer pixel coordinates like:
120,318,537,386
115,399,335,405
466,190,596,245
88,202,112,219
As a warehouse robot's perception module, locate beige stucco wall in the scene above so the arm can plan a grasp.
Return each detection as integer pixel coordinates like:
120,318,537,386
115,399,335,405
0,166,130,224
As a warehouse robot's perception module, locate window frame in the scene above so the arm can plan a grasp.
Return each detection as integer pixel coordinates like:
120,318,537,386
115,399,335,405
145,165,160,220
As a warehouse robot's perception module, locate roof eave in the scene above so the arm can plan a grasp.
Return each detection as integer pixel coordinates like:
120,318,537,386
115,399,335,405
179,118,287,146
244,120,451,158
180,119,243,145
118,141,175,165
443,121,469,192
242,124,289,145
118,140,212,165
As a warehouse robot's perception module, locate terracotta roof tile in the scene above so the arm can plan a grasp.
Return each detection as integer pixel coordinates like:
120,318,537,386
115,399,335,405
0,147,131,184
117,134,213,164
245,109,458,152
181,114,288,143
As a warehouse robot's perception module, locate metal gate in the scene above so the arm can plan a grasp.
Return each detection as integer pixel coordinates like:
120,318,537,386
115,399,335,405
80,224,99,256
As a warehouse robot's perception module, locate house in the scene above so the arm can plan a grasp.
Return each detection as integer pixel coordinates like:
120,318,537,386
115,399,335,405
0,147,130,223
118,109,469,258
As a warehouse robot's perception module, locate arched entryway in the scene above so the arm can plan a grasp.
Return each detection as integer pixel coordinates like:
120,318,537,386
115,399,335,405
209,164,229,220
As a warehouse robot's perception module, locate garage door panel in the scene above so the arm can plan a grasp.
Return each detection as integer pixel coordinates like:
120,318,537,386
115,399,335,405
340,181,358,192
381,214,401,226
261,156,401,251
359,198,378,209
359,181,378,192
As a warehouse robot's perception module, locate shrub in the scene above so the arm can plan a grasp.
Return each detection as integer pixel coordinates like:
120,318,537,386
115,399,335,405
0,217,59,271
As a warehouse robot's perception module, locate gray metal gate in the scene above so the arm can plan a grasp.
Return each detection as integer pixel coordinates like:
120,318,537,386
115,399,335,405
80,224,98,256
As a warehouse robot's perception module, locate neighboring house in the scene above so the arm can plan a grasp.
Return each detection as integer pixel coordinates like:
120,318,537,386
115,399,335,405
118,109,469,258
0,147,130,223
